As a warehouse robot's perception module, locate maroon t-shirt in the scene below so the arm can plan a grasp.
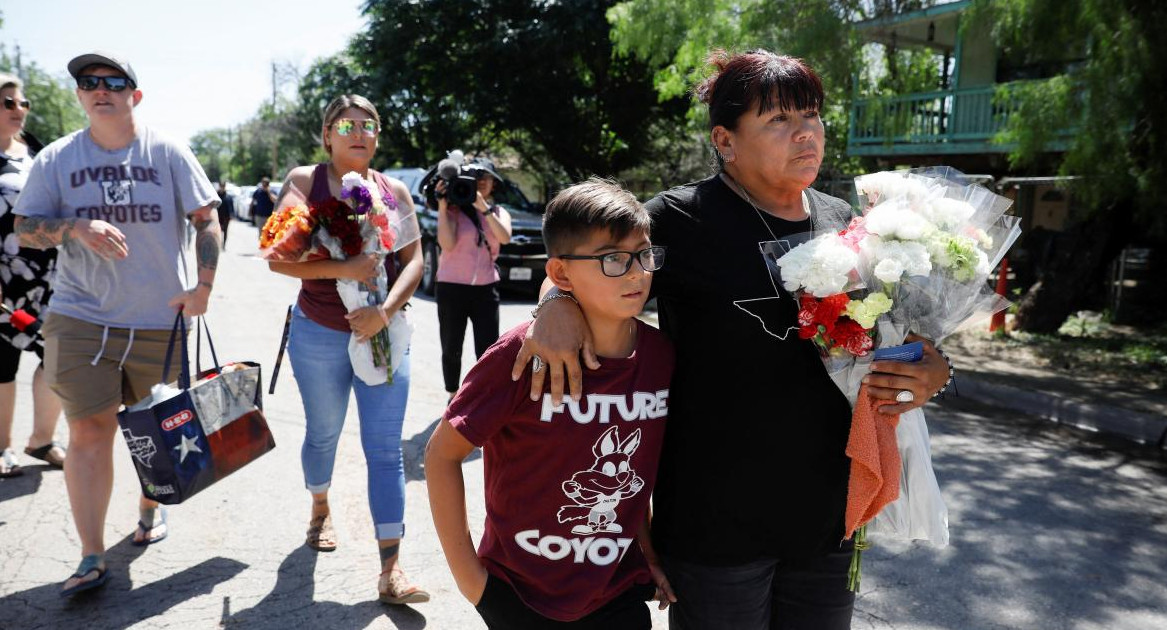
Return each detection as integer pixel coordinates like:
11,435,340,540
298,164,400,332
446,318,674,622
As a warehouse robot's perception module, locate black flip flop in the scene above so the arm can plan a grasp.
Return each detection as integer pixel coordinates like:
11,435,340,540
24,442,65,468
60,556,109,598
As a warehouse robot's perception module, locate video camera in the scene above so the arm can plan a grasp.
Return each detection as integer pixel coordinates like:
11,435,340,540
423,150,479,208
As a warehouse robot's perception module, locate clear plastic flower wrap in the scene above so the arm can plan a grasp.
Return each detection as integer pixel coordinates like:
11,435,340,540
764,166,1021,588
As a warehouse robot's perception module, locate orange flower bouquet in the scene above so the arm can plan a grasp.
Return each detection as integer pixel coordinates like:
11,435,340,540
258,203,318,262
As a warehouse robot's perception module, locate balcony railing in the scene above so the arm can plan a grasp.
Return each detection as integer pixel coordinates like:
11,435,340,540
847,82,1040,155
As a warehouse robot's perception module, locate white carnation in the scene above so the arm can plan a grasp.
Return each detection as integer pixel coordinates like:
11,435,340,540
862,236,933,283
341,171,366,190
857,171,937,208
863,200,935,241
922,197,976,230
776,234,859,297
873,258,905,283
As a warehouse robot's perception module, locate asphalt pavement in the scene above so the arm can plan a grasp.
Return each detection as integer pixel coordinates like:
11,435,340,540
1,221,1165,630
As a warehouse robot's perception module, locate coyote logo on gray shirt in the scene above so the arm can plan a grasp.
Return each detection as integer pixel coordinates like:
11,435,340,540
101,179,133,205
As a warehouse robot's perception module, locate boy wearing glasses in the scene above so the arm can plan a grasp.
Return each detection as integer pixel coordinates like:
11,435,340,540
426,178,675,629
13,50,221,597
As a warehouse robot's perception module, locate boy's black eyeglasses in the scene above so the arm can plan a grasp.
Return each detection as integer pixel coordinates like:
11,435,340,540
556,246,666,277
75,75,135,92
3,96,31,111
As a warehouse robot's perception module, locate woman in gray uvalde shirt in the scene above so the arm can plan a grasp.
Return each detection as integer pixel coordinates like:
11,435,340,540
13,51,221,599
16,125,216,328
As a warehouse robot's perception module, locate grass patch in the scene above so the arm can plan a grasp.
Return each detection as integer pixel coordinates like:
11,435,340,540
997,322,1167,390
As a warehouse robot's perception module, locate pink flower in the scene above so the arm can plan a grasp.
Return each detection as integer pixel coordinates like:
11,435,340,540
838,216,869,252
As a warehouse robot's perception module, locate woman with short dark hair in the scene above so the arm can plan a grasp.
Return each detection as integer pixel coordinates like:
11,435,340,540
518,50,951,628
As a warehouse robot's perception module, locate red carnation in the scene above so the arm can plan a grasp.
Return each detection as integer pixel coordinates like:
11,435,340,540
819,294,850,324
835,319,874,356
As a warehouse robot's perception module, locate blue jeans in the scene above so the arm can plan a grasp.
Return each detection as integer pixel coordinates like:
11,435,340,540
287,305,410,540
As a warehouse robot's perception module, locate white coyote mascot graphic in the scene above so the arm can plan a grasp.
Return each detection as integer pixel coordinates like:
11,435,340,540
557,426,644,535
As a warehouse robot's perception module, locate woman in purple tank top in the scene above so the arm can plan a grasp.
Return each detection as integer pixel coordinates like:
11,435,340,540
267,94,428,605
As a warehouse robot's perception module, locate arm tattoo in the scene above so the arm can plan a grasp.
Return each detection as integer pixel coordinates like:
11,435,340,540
14,216,76,250
194,219,222,272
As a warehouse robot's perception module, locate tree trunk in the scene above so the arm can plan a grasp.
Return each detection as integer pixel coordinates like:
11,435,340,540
1014,205,1131,333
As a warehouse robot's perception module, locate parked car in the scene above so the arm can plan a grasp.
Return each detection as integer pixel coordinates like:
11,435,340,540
385,166,547,296
234,185,256,223
234,182,283,225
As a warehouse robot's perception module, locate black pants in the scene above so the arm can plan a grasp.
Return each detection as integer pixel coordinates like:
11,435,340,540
475,573,654,630
217,209,231,246
0,338,42,384
436,281,501,393
662,542,856,630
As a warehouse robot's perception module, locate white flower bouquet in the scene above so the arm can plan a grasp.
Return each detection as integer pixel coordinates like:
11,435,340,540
765,167,1021,589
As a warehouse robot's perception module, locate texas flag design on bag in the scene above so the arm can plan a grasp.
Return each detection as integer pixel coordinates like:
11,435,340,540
187,365,272,480
159,408,212,479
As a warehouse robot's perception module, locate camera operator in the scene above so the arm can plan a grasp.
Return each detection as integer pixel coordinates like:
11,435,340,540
435,157,512,401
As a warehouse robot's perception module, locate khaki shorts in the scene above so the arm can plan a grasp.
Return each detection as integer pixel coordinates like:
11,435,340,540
42,313,184,420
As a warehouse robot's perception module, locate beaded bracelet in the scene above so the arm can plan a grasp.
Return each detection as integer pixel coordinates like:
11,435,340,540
531,290,579,319
933,348,956,398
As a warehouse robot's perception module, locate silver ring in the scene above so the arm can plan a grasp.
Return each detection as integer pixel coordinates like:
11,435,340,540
531,355,545,374
895,390,915,403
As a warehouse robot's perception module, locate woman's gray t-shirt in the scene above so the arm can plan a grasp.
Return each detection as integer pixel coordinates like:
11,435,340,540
14,126,217,329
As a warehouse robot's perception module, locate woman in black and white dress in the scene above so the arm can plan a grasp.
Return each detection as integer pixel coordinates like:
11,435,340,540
0,73,65,477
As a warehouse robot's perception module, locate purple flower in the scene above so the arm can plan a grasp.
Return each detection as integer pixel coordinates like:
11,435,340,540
342,185,374,215
381,192,398,211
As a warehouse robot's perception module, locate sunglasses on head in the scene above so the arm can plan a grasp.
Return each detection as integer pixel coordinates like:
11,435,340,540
75,75,135,92
3,96,31,111
333,118,379,137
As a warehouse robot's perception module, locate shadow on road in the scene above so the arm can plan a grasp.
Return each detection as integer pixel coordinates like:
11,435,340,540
0,533,248,628
0,463,50,505
402,416,481,483
856,397,1167,628
223,545,426,629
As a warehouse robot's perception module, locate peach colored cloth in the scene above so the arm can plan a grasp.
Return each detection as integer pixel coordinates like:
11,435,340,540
844,383,902,539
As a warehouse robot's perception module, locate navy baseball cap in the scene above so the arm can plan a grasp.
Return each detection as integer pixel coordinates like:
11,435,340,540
67,51,138,87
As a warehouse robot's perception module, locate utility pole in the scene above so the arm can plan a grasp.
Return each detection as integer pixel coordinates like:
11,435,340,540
270,62,279,178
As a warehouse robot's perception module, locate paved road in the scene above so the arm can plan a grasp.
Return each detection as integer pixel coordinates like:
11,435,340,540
1,222,1165,629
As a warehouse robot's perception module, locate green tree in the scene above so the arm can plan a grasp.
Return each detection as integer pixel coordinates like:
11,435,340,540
970,0,1167,331
607,0,937,180
0,46,87,145
348,0,689,185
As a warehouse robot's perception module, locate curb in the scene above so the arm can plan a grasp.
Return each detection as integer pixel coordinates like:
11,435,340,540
959,373,1167,450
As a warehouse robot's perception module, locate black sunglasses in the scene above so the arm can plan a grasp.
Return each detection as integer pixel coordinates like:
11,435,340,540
3,96,31,111
557,246,666,277
76,75,135,92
